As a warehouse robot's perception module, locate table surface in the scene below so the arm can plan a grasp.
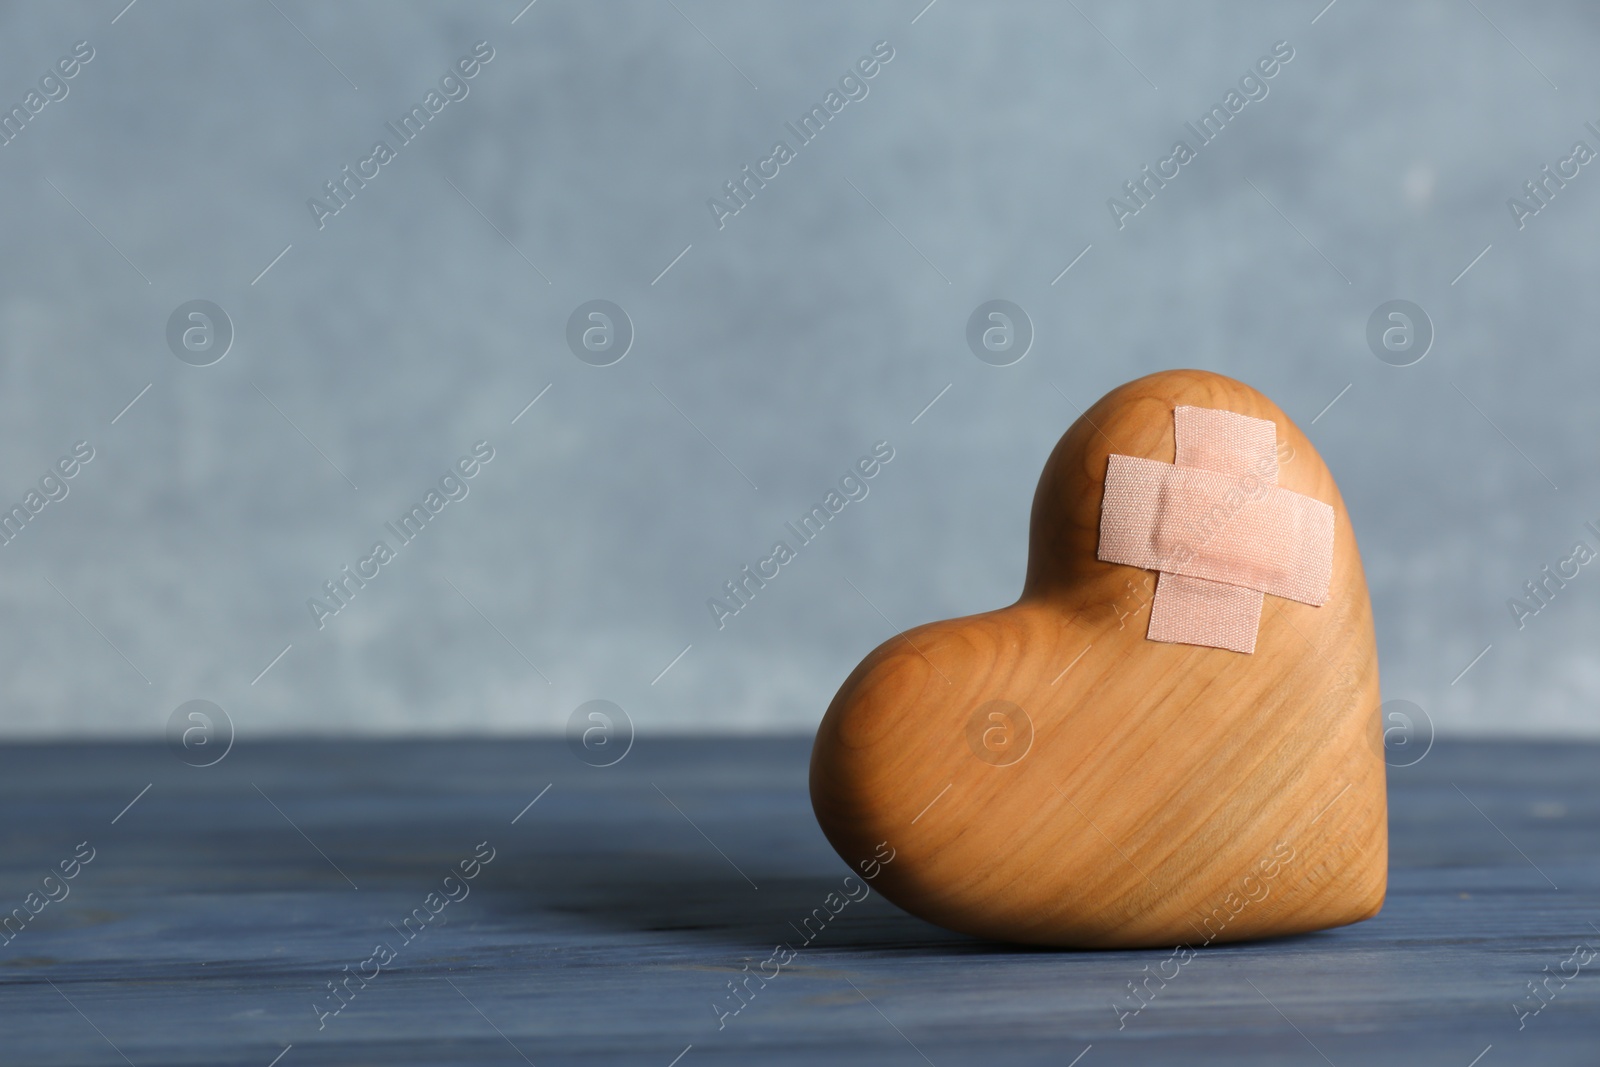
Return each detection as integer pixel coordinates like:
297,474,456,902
2,737,1596,1067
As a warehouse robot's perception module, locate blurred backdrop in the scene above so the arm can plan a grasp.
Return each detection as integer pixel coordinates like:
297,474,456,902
0,0,1592,738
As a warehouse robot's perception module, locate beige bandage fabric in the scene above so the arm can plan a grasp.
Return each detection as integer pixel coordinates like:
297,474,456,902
1097,406,1334,653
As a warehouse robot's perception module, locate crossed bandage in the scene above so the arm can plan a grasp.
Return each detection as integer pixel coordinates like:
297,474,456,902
1097,406,1334,654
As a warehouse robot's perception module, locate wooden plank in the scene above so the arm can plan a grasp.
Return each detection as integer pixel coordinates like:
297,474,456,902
0,738,1595,1065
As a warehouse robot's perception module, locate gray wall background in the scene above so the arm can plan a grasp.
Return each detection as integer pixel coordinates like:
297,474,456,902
0,0,1594,738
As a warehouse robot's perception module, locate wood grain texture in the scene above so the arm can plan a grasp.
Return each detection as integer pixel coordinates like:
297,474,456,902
811,369,1386,948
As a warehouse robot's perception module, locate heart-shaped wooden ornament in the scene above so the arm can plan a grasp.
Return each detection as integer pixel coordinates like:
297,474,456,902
810,370,1385,948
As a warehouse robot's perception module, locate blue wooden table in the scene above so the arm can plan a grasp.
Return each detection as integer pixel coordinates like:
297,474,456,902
2,738,1596,1065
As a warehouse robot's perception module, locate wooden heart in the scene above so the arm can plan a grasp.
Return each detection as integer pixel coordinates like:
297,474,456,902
810,370,1385,948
